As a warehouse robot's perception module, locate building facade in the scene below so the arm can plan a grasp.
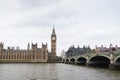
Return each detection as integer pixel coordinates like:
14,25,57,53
0,28,57,63
94,44,120,53
66,45,91,57
0,43,48,63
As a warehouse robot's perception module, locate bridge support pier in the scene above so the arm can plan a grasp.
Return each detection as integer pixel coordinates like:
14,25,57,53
75,61,77,65
86,63,89,67
109,52,120,69
86,60,89,67
109,64,120,70
109,64,115,69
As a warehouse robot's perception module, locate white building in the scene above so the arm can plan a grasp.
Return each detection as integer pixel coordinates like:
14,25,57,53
60,50,66,59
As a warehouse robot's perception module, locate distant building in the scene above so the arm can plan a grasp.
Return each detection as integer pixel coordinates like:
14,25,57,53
94,44,120,53
95,45,107,52
66,45,91,57
60,50,66,59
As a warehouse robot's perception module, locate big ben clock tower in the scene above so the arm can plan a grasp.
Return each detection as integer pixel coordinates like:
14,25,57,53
51,27,57,62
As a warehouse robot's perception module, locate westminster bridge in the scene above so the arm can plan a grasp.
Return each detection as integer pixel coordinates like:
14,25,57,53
62,49,120,69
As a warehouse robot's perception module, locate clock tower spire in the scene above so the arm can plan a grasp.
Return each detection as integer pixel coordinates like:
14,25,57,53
51,27,57,62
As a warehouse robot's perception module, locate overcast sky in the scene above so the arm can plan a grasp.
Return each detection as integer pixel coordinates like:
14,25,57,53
0,0,120,56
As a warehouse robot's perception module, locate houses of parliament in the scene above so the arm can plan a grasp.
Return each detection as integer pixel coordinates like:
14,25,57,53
0,28,57,63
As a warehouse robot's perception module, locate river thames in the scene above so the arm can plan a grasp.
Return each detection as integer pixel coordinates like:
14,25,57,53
0,63,120,80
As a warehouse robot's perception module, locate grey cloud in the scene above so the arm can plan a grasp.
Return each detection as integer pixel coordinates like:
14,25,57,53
19,0,62,10
0,0,120,55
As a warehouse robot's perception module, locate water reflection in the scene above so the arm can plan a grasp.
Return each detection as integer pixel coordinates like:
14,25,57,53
0,63,120,80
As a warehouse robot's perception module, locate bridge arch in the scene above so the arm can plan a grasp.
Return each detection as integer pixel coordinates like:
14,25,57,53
89,55,110,67
70,58,75,64
89,55,110,61
63,59,65,63
76,57,87,65
66,59,69,64
114,55,120,64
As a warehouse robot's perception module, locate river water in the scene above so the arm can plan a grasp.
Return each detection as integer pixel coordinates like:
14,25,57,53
0,63,120,80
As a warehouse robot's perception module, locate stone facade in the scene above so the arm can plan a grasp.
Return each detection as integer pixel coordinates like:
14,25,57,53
66,45,91,57
0,43,48,63
95,44,120,53
0,28,57,63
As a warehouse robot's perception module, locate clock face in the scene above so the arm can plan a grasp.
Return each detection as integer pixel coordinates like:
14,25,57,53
52,37,55,40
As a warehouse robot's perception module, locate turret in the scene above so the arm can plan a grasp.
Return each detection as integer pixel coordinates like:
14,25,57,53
0,42,4,51
27,43,30,50
109,44,113,49
42,43,47,49
31,43,37,51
